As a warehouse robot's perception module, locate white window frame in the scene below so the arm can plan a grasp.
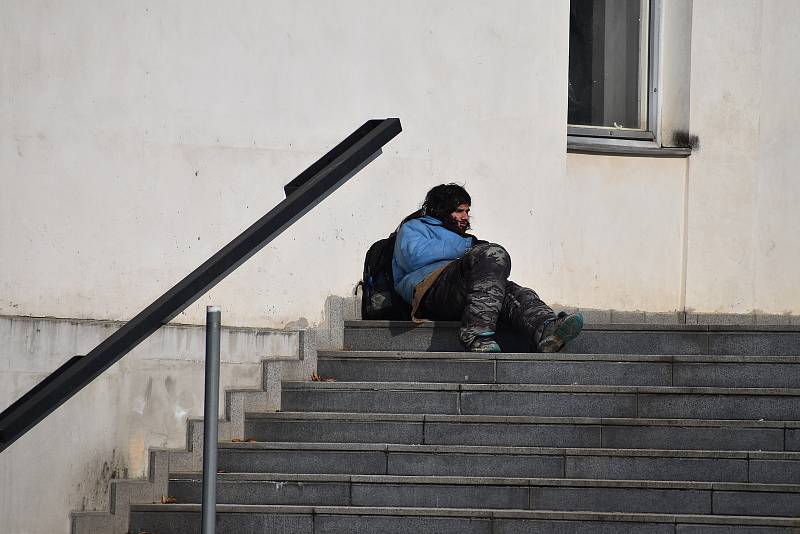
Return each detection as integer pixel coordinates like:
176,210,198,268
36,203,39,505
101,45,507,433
568,0,670,152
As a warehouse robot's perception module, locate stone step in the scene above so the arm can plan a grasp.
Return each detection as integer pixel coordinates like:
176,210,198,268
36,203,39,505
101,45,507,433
243,412,799,452
343,321,800,356
214,442,800,484
129,504,800,533
280,381,800,421
316,351,800,388
166,473,800,517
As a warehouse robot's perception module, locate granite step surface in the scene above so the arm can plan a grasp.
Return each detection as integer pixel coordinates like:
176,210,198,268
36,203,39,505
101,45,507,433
129,504,800,534
316,351,800,387
214,442,800,484
166,473,800,517
280,381,800,421
342,321,800,356
244,411,800,451
124,320,800,531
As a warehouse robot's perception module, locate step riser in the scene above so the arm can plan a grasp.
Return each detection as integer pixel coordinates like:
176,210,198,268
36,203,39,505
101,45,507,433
130,512,312,534
317,359,800,388
129,511,798,534
281,389,800,421
167,480,800,516
318,359,497,384
344,328,800,356
129,320,800,531
216,450,800,484
244,420,792,452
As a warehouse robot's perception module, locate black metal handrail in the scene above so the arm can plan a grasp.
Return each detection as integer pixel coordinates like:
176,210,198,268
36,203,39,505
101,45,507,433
0,118,402,454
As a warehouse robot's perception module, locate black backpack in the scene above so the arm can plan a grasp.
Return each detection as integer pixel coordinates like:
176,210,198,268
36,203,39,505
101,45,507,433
357,211,422,320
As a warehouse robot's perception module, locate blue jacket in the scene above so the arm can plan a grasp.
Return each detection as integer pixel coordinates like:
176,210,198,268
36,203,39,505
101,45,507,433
392,216,473,304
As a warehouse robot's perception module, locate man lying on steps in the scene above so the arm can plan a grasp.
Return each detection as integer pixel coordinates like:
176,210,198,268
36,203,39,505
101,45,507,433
392,183,583,353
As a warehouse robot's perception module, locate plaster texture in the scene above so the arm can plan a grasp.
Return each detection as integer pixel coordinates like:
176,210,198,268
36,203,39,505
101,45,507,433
0,315,298,534
561,154,687,312
0,0,570,328
1,1,798,335
685,0,800,315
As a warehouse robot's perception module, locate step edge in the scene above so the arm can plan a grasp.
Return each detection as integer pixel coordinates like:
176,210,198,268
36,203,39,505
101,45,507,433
282,381,800,396
217,440,800,459
166,472,800,492
128,503,800,525
343,320,800,333
245,411,791,428
319,351,800,364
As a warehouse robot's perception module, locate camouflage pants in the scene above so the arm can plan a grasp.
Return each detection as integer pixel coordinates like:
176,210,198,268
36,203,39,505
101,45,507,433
418,243,557,348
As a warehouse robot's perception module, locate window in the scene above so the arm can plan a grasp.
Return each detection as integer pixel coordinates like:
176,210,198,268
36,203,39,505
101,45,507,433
568,0,659,142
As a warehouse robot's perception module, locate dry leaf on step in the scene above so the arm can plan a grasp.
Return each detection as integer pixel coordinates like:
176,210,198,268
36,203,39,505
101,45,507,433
311,370,336,382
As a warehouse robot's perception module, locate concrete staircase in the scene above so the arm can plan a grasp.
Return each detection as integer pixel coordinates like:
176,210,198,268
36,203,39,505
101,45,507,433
127,320,800,533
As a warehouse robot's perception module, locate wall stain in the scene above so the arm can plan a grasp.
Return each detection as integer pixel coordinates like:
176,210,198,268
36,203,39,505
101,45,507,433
75,448,130,512
284,317,309,330
144,377,153,405
165,375,176,395
672,130,700,150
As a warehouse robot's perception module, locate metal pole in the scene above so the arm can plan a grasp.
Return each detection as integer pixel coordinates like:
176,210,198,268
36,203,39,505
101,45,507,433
201,306,221,534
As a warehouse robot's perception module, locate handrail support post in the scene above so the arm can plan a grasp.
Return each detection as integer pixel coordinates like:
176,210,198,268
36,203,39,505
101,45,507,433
201,306,221,534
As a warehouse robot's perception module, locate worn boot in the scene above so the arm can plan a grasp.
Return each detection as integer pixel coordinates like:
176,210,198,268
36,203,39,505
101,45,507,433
537,312,584,353
467,332,502,353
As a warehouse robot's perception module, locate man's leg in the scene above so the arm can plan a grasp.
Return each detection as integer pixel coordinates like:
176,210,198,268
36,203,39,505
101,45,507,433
500,282,584,352
419,243,511,348
499,281,558,348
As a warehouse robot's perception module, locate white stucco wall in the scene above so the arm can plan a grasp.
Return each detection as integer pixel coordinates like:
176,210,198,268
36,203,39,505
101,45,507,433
0,0,571,328
562,154,688,312
2,1,798,327
685,0,800,314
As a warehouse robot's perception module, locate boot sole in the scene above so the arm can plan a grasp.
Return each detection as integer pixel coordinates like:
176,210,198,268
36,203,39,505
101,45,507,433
468,341,502,353
538,314,584,353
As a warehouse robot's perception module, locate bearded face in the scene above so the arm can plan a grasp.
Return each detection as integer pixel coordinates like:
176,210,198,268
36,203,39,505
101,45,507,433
450,203,471,233
422,183,472,233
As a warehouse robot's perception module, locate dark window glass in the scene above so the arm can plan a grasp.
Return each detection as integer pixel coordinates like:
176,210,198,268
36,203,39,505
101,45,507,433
568,0,648,130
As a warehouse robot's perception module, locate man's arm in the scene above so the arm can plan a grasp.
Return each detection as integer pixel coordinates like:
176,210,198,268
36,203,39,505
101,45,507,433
394,220,472,274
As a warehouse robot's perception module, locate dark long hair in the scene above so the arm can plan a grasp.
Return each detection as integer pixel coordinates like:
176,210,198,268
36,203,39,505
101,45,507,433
421,183,471,232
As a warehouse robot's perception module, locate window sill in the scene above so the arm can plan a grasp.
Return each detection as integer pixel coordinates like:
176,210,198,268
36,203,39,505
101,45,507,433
567,136,692,158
